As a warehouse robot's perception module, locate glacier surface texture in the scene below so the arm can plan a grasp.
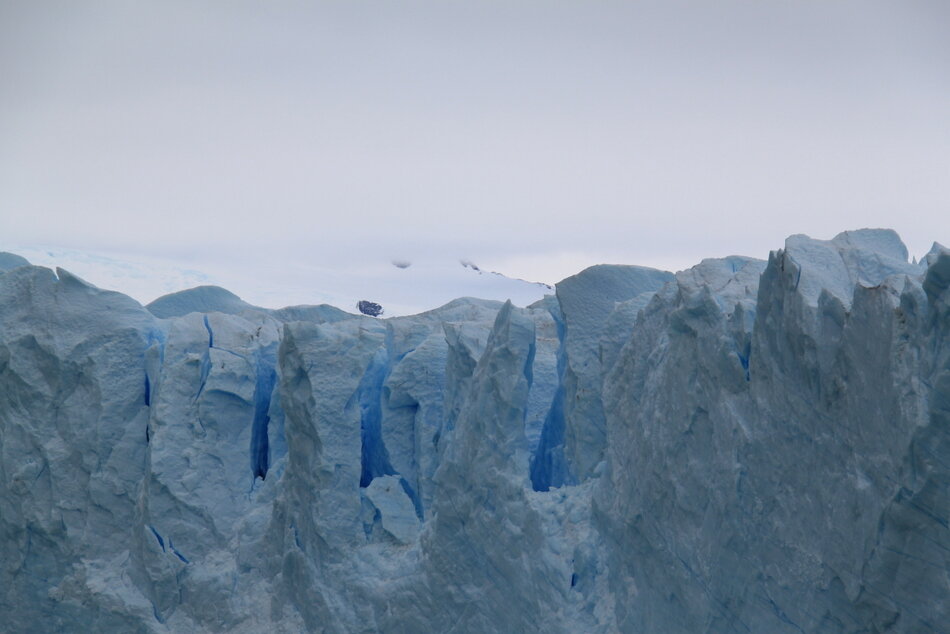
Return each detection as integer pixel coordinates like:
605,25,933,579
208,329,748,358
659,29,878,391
0,229,947,633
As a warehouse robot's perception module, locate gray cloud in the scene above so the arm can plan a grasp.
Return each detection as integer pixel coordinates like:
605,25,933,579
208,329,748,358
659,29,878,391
2,1,948,282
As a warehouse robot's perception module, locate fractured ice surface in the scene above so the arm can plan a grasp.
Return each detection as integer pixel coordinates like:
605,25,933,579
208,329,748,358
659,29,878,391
0,229,947,632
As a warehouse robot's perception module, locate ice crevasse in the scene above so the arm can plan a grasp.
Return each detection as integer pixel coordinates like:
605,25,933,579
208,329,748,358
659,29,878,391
0,229,947,632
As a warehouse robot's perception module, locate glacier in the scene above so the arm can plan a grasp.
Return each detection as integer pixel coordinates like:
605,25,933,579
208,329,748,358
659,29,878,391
0,246,553,317
0,229,947,633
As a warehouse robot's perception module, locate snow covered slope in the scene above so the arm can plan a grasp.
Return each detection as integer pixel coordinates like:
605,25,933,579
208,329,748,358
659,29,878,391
0,229,947,632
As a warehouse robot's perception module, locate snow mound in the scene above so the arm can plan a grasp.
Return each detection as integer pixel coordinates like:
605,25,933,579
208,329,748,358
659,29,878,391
146,285,258,318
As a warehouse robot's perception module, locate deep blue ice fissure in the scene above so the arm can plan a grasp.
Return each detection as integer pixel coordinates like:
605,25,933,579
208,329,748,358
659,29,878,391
149,526,165,552
358,346,397,488
202,314,214,348
250,356,276,480
531,306,573,491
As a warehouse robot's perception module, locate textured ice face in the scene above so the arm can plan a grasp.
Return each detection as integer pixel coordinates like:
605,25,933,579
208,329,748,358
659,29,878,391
0,231,947,632
599,231,949,633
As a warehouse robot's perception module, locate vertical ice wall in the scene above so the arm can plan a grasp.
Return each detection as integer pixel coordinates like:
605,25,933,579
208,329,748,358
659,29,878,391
598,230,948,632
0,229,947,633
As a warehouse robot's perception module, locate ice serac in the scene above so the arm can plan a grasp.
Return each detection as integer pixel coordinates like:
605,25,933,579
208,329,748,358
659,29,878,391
546,264,673,485
1,229,947,633
599,229,948,632
0,266,157,632
420,301,560,632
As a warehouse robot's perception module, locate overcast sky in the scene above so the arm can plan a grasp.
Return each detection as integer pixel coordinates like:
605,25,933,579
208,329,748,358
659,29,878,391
2,1,948,283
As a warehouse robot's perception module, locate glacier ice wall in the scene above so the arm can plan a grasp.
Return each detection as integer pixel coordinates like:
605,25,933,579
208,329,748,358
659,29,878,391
0,229,947,633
